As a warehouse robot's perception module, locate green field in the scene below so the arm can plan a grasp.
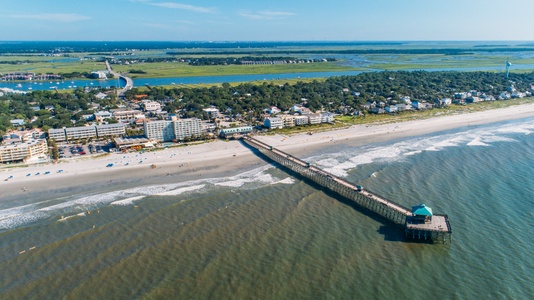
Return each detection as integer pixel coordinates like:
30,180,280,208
111,62,358,78
135,77,325,91
2,46,534,80
0,58,105,74
362,53,534,71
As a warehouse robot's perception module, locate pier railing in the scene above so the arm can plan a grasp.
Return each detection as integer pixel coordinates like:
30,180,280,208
243,136,412,225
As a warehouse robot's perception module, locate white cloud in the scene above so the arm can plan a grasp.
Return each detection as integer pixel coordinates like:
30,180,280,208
8,13,91,22
238,10,295,20
132,1,216,13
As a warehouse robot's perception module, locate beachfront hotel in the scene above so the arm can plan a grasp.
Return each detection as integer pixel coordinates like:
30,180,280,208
95,124,127,137
65,126,97,140
144,120,175,142
0,139,48,163
144,118,202,142
174,118,202,140
48,128,67,142
48,124,126,142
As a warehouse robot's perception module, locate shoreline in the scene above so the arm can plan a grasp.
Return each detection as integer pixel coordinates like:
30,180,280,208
2,103,534,199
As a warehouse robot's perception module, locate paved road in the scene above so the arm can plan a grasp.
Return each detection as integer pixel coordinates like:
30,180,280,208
106,60,133,96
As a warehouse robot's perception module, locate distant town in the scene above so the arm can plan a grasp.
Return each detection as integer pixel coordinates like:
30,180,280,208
2,69,534,165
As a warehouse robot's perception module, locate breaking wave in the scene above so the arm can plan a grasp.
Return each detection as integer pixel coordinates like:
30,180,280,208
312,118,533,177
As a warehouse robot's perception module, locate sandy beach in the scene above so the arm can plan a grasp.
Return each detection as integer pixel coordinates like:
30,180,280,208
2,103,534,200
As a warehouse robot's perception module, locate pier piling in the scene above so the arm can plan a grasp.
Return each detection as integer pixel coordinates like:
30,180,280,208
242,136,452,244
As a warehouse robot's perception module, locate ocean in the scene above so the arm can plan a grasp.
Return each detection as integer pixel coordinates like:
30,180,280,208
1,117,533,299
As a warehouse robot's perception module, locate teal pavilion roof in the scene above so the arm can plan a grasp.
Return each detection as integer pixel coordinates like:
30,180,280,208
412,204,433,216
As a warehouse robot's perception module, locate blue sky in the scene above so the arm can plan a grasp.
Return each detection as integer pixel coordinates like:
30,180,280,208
1,0,533,41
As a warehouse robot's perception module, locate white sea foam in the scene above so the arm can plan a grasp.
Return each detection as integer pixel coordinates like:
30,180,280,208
156,185,206,196
216,179,248,187
110,196,146,206
315,158,341,169
479,135,516,143
404,150,423,156
496,126,533,135
271,177,296,185
309,119,533,179
215,165,275,188
467,137,490,147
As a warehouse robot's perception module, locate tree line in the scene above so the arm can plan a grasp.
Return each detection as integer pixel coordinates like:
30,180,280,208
2,71,534,136
127,71,534,119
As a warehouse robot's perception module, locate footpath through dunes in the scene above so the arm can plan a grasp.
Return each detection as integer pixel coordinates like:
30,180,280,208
242,135,452,244
105,60,133,96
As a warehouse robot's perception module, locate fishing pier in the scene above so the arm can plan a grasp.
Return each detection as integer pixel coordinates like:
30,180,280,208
242,136,452,244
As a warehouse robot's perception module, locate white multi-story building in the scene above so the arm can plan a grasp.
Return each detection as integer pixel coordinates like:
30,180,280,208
321,112,335,123
264,117,283,129
65,126,97,140
0,139,48,163
143,101,161,112
96,124,126,137
144,118,203,142
94,111,113,124
202,108,220,118
113,110,145,123
48,128,67,142
280,115,295,127
144,120,175,142
294,116,309,126
174,118,202,140
49,124,125,141
308,113,322,125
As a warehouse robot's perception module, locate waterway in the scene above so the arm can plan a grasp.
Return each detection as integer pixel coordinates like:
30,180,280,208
1,118,533,299
3,64,534,92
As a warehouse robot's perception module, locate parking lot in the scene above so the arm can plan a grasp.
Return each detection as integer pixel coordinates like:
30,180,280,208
58,142,111,159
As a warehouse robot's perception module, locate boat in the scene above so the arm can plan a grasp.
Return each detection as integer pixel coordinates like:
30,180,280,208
16,83,22,88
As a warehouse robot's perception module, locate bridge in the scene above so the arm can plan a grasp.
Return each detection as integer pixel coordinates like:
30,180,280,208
105,60,133,96
242,136,452,244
